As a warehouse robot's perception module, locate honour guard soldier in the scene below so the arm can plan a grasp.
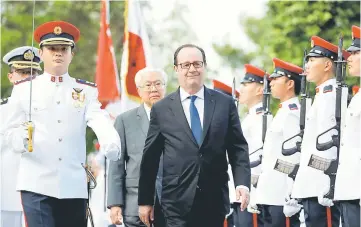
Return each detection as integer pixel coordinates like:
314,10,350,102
291,36,349,227
333,25,361,227
1,46,42,227
237,64,270,227
2,21,121,227
255,58,303,227
212,79,240,227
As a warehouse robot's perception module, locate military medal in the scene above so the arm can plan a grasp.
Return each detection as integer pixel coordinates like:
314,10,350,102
72,88,85,108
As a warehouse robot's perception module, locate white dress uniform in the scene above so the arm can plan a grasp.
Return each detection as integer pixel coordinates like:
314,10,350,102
1,45,43,227
256,97,301,205
334,91,361,200
228,102,265,203
292,79,337,198
2,72,121,199
1,98,24,227
1,97,23,211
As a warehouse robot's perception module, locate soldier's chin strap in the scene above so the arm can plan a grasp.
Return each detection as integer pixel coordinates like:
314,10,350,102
82,163,97,227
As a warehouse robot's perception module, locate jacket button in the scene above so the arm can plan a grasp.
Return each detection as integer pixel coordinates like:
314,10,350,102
58,120,61,123
199,153,203,157
58,138,62,142
57,101,60,104
59,158,62,161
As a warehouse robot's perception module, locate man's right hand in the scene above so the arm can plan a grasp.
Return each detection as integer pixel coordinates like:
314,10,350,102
110,206,123,225
139,205,154,227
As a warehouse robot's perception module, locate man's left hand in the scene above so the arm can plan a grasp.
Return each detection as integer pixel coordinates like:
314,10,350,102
236,187,250,211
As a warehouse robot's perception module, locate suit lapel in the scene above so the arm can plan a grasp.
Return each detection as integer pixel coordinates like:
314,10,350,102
201,87,215,146
169,89,198,147
136,105,149,136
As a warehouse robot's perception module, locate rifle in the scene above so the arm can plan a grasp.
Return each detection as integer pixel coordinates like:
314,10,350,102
282,49,311,156
231,77,239,108
249,73,271,169
309,34,348,200
104,156,107,212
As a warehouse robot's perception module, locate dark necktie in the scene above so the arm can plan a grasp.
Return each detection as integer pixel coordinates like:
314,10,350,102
190,95,202,146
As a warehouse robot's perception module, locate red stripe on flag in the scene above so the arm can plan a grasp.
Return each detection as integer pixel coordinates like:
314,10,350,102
125,32,146,100
95,0,120,107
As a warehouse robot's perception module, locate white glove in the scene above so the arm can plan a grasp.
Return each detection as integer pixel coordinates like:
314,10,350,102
283,199,302,217
101,143,121,161
12,123,32,153
318,186,334,207
246,185,259,214
283,195,302,217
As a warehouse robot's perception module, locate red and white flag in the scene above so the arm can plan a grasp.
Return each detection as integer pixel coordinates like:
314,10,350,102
119,0,153,113
95,0,121,120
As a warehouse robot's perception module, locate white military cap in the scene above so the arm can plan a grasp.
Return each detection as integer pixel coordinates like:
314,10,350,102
2,46,42,71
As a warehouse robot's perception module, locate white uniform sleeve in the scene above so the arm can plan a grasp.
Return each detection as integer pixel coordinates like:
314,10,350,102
316,93,336,145
1,86,28,153
85,88,121,161
282,112,301,148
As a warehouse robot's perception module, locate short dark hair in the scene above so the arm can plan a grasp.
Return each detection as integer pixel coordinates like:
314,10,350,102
293,78,301,95
173,44,207,66
284,77,301,96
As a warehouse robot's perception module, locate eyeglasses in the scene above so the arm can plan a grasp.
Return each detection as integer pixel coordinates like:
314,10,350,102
177,61,204,69
138,81,165,91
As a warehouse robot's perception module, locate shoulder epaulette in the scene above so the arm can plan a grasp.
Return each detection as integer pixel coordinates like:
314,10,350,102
14,75,36,85
1,97,9,105
76,79,97,87
323,85,333,93
288,103,298,110
256,107,263,114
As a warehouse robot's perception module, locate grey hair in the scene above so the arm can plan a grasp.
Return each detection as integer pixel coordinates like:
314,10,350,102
134,67,168,87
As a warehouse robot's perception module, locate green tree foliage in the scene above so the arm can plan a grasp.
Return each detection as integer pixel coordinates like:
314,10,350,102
214,0,360,114
1,1,125,154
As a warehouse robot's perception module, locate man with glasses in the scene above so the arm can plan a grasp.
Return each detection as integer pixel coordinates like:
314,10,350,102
108,67,167,227
138,44,250,227
1,46,42,227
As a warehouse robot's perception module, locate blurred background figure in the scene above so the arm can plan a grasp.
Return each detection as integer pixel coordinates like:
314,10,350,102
88,141,118,227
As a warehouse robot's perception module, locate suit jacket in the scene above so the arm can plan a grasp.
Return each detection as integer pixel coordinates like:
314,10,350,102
138,86,250,218
107,105,162,216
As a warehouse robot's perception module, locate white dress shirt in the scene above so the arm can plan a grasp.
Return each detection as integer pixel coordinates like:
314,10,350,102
144,103,151,121
179,86,205,128
179,86,249,193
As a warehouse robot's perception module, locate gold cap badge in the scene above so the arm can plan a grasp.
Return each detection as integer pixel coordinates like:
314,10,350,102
54,26,62,35
23,50,34,60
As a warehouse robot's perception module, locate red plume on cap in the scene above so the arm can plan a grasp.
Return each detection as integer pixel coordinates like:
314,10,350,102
244,64,267,78
34,21,80,44
352,25,361,39
311,36,350,59
213,79,240,98
273,58,303,74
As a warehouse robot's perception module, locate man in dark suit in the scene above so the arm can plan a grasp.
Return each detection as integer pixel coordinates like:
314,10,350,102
107,68,167,227
138,44,251,227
